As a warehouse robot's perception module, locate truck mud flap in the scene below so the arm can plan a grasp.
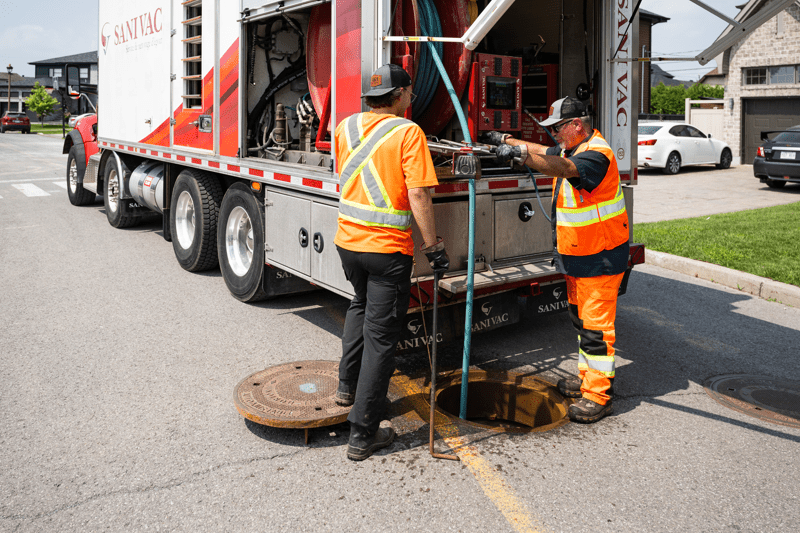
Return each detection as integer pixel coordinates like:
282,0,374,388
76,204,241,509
524,281,569,316
262,265,318,298
396,291,521,354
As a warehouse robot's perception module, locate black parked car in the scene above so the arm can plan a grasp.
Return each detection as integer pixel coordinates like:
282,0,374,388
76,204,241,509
753,125,800,188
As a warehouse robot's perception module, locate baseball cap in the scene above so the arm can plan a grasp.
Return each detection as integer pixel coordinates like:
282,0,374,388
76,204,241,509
361,64,412,98
539,96,588,126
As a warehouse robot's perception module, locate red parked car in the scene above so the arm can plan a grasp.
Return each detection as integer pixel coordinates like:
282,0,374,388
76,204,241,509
1,111,31,134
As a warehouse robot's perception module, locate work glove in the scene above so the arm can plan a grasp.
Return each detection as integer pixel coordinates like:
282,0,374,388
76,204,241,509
495,143,525,165
421,238,450,275
480,131,511,146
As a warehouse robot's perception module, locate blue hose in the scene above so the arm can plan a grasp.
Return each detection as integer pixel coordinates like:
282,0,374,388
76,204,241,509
412,0,443,122
425,42,474,421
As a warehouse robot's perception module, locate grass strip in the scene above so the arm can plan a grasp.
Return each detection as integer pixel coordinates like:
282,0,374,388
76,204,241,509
634,202,800,287
30,124,73,134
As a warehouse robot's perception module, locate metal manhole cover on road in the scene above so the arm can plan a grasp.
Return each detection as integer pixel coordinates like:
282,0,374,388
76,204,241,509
234,360,350,429
704,374,800,429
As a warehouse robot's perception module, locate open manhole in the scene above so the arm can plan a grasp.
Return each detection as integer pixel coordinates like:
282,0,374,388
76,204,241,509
234,360,350,442
704,374,800,429
433,370,570,433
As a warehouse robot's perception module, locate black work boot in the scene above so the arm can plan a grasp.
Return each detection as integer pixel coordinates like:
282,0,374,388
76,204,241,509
557,376,582,398
568,397,613,424
346,425,396,461
335,380,356,407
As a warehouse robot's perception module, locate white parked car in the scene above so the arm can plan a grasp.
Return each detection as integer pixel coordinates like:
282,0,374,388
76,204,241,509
638,121,733,174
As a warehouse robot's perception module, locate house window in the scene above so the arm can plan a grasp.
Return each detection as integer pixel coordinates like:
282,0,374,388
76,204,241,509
80,68,89,80
745,66,799,85
49,68,63,78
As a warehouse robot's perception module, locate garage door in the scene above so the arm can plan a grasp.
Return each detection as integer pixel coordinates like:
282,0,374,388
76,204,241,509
743,98,800,163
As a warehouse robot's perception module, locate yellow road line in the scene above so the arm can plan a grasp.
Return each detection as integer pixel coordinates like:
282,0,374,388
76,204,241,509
392,373,550,533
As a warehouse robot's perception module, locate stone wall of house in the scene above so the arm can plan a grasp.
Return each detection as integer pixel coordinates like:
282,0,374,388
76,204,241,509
724,4,800,164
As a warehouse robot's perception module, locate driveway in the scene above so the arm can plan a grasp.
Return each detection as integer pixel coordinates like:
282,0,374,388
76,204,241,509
634,164,800,223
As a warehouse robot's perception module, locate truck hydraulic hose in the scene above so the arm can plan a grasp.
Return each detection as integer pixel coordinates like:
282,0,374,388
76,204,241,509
425,41,474,421
412,0,444,122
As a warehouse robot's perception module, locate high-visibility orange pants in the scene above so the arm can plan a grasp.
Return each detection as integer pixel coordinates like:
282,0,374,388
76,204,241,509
565,273,625,405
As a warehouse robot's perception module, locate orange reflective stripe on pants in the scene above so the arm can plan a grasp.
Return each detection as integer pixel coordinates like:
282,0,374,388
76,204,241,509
565,272,624,405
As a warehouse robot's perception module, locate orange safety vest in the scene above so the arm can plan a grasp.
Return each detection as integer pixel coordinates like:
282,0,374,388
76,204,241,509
554,130,629,256
334,112,437,255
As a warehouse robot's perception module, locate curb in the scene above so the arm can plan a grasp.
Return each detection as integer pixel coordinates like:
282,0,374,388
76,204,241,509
646,250,800,308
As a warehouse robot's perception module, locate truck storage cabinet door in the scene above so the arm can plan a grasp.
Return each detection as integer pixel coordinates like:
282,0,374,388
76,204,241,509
265,191,311,276
310,203,350,294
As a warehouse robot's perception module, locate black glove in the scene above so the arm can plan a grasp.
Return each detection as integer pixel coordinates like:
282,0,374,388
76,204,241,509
495,143,522,165
481,131,511,146
421,238,450,275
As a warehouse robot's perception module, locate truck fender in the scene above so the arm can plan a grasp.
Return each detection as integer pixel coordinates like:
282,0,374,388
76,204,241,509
64,130,87,183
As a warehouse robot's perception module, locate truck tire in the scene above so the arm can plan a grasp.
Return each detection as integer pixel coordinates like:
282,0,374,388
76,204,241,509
104,158,140,228
766,179,786,189
66,147,96,206
663,152,681,175
218,183,268,302
170,169,223,272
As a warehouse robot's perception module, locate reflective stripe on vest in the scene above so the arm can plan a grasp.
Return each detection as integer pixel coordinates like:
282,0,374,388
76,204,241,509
555,131,627,231
338,115,415,230
578,349,616,378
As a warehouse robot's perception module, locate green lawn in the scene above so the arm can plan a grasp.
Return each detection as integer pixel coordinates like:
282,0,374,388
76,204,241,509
634,202,800,287
30,124,73,134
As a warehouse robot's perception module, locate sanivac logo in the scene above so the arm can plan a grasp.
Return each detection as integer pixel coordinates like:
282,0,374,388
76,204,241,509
101,23,112,55
101,9,164,54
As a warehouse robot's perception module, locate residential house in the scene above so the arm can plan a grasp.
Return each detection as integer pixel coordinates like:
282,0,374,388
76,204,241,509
28,51,99,118
638,9,670,114
707,0,800,164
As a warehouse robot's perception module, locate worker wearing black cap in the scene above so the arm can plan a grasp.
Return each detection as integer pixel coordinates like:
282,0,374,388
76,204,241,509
333,63,450,460
484,96,630,424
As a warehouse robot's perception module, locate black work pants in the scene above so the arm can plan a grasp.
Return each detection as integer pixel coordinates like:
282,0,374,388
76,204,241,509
337,246,413,434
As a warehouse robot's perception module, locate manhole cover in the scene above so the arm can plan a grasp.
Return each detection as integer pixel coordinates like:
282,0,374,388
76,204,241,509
704,374,800,428
234,361,350,429
433,369,570,433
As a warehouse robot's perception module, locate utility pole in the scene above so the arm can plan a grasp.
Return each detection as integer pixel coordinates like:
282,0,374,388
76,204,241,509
6,64,12,114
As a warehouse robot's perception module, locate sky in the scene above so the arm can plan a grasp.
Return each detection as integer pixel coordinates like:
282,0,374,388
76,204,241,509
1,0,740,81
640,0,743,82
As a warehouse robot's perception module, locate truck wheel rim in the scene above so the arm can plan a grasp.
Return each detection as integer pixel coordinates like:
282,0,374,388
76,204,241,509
175,191,196,249
225,206,253,277
69,159,78,193
107,169,119,212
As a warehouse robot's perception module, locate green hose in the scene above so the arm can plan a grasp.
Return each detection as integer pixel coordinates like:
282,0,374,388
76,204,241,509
425,42,474,420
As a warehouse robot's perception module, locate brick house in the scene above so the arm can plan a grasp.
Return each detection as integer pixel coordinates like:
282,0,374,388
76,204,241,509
708,0,800,164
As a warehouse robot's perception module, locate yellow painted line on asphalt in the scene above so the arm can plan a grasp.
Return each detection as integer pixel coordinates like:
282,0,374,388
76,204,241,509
392,373,550,533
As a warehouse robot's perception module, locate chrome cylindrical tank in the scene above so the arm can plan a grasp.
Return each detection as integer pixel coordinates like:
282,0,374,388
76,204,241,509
129,161,165,213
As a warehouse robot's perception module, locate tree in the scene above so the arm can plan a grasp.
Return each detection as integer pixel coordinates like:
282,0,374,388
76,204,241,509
650,82,725,115
25,82,59,126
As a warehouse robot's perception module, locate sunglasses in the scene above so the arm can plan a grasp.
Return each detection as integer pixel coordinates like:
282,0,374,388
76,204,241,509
550,119,572,134
407,87,417,104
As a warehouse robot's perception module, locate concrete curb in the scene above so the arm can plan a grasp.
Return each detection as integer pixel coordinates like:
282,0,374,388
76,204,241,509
646,250,800,308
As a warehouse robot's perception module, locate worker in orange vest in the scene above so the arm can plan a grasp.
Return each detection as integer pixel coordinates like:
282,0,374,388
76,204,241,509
486,96,629,423
334,64,450,459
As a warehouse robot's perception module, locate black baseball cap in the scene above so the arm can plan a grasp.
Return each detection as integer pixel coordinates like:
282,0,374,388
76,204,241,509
539,96,588,126
361,64,412,98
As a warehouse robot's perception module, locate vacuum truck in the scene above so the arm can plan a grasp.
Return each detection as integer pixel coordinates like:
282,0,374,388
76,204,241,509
62,0,646,349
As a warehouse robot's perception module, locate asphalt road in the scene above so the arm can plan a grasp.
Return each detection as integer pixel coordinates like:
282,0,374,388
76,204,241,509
1,133,799,533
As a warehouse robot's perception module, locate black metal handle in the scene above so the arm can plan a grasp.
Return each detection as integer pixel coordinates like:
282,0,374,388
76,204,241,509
299,228,309,247
313,232,324,253
518,201,534,222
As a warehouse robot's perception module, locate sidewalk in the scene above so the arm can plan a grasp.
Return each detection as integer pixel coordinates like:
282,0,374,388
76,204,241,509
634,164,800,307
